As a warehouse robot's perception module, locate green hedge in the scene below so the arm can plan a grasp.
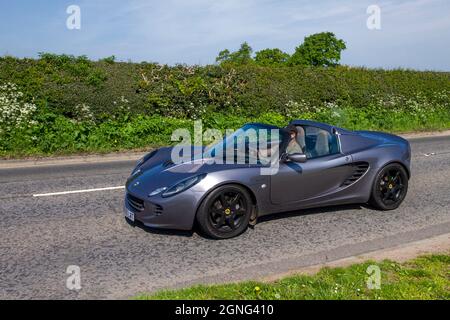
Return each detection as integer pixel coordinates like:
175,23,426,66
2,107,450,158
0,54,450,158
1,54,449,119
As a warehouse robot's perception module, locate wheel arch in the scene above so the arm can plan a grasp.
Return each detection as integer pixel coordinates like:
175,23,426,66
194,181,258,219
382,160,411,179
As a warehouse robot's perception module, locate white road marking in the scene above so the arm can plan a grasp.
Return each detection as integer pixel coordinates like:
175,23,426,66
33,186,125,197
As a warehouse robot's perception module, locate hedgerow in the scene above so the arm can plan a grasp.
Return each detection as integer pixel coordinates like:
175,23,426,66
1,54,449,118
0,54,449,157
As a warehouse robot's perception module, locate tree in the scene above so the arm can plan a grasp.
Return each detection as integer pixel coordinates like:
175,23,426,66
215,49,231,64
289,32,346,67
215,42,253,65
254,48,290,66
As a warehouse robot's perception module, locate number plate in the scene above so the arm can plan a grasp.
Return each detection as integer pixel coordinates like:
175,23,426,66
125,209,135,222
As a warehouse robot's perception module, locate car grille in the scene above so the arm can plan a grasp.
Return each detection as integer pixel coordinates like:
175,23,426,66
126,193,145,212
341,162,370,187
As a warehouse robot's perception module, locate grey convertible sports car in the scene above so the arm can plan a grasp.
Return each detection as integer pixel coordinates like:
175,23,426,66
124,120,411,239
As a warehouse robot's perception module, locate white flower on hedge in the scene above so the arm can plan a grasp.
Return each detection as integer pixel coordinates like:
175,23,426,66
285,100,310,117
0,82,37,131
120,96,129,104
324,101,339,109
74,103,95,123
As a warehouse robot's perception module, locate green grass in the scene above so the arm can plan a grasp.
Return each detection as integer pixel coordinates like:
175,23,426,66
136,254,450,300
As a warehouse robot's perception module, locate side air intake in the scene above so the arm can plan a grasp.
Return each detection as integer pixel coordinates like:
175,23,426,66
154,204,164,216
341,162,369,187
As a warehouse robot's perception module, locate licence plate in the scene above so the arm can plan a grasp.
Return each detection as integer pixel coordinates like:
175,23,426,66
125,209,135,222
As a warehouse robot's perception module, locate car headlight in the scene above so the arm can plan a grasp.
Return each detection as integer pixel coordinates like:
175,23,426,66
148,187,167,197
161,174,206,198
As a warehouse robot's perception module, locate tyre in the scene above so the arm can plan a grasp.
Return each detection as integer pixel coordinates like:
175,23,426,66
370,163,408,210
196,184,253,239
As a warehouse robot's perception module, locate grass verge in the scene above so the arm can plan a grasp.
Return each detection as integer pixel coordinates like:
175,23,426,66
136,254,450,300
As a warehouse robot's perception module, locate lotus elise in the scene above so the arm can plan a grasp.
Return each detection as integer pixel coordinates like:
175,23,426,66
124,120,411,239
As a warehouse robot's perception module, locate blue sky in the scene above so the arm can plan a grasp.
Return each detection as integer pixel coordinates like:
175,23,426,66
0,0,449,70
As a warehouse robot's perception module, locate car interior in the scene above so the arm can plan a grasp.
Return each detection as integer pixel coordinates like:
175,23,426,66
295,125,339,159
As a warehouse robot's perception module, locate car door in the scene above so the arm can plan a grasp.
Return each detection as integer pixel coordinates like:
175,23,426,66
270,125,353,205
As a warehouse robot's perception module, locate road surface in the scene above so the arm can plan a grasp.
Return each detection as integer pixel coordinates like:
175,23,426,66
0,135,449,299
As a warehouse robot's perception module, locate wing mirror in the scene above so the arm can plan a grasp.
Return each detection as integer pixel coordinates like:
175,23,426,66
287,153,307,163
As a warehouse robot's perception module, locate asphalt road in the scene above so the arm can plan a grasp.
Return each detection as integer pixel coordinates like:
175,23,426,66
1,136,449,299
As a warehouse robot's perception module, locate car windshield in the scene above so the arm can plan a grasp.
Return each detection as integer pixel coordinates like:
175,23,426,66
204,124,288,164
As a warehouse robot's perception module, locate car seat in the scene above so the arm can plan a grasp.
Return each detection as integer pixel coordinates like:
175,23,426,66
315,131,330,156
296,126,306,151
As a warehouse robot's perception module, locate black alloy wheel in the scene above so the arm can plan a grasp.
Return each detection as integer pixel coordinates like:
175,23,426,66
370,163,408,210
196,185,253,239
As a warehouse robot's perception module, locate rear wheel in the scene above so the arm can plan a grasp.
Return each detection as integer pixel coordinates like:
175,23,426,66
196,185,252,239
370,163,408,210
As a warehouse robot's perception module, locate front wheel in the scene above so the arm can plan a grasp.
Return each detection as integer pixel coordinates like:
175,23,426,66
370,163,408,210
196,185,253,239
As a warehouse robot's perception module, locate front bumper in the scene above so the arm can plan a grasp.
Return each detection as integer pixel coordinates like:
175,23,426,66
123,189,202,231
